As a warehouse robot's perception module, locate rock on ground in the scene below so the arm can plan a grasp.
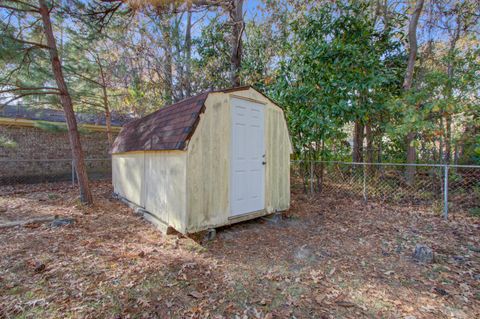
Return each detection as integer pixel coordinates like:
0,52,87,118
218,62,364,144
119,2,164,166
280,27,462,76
412,244,434,263
50,218,75,228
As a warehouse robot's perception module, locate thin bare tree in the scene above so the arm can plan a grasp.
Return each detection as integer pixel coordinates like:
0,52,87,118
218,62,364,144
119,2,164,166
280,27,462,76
404,0,425,184
229,0,243,87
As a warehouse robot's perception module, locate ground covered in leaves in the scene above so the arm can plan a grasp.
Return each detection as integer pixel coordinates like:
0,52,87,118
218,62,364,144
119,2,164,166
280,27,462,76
0,181,479,318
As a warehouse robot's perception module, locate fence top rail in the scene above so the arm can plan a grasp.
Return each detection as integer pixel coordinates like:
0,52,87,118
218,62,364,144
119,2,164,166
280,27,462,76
290,160,480,169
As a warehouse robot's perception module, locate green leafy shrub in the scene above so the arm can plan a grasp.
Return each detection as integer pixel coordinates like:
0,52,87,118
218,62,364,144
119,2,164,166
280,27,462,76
0,135,17,148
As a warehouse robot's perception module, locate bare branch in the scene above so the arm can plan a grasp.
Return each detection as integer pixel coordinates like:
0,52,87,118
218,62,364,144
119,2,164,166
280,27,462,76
64,66,103,87
5,0,40,10
6,36,51,49
0,4,39,13
0,92,61,107
0,87,60,94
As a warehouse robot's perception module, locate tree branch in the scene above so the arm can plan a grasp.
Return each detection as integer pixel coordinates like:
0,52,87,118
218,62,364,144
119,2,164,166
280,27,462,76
0,87,60,94
64,66,103,87
0,4,39,13
0,92,61,107
6,0,40,10
6,36,51,49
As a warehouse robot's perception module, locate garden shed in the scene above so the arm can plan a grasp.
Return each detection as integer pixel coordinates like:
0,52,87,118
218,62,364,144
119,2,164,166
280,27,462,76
111,86,292,234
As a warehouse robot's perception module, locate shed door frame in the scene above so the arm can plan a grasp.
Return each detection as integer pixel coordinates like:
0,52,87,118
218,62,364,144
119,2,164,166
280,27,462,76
229,96,266,217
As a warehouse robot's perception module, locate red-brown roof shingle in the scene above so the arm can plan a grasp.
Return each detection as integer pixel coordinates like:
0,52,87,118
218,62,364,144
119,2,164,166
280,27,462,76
111,92,209,153
111,87,257,154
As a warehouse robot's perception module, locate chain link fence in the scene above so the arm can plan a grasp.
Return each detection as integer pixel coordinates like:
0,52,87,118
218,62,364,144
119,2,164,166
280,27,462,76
0,158,111,186
2,158,479,219
291,161,480,218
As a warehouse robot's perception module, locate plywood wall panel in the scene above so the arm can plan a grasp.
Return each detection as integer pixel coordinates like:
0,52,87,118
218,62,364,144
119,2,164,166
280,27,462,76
144,151,187,232
112,152,146,207
186,94,230,231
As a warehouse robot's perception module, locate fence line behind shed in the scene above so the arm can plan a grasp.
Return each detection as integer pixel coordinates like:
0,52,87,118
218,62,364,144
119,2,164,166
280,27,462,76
1,158,479,219
0,158,111,186
291,160,480,219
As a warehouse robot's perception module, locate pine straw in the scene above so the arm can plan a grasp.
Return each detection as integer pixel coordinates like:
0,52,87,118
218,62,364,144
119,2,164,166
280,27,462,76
0,181,478,318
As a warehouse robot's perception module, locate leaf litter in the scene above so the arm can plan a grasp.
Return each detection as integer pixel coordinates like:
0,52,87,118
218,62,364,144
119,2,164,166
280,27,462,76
0,181,478,318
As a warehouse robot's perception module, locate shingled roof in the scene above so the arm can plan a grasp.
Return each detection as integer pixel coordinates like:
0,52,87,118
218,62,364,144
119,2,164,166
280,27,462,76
111,93,208,153
111,87,254,154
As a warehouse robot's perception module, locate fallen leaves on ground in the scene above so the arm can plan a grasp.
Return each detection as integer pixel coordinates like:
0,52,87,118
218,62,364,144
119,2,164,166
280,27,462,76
0,181,479,318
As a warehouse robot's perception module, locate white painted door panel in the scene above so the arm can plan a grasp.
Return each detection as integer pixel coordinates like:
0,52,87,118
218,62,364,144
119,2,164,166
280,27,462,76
230,98,265,216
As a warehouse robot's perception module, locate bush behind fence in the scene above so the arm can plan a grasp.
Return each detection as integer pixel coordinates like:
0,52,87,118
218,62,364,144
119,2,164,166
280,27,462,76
291,161,480,218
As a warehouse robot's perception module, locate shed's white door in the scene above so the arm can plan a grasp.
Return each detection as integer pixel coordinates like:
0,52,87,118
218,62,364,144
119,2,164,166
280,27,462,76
230,97,265,216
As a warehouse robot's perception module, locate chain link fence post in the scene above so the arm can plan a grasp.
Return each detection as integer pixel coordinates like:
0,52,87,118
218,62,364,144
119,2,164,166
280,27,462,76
444,165,449,220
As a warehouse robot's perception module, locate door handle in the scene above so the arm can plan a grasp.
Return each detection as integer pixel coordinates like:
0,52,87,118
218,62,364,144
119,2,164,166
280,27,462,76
262,161,267,165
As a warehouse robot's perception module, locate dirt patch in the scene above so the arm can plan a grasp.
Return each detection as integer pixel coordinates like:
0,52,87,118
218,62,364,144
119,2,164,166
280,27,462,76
0,182,479,318
0,182,77,224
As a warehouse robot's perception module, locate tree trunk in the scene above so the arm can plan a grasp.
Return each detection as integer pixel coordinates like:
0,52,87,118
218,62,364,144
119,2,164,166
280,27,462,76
456,124,472,164
365,123,374,176
403,0,423,91
377,136,384,177
444,17,461,165
352,121,364,162
39,0,93,204
172,16,184,101
406,132,416,180
164,41,173,103
160,14,174,104
453,142,459,165
378,140,382,160
97,56,113,146
445,114,452,164
403,0,424,184
381,0,389,29
318,139,325,193
184,3,192,97
229,0,244,87
439,118,444,163
365,123,374,164
102,86,113,146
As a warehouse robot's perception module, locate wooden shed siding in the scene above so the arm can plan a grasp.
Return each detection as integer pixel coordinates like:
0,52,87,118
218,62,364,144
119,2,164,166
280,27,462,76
186,93,230,231
144,152,187,232
265,106,291,211
185,88,291,233
112,152,145,206
113,151,187,232
113,88,291,234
